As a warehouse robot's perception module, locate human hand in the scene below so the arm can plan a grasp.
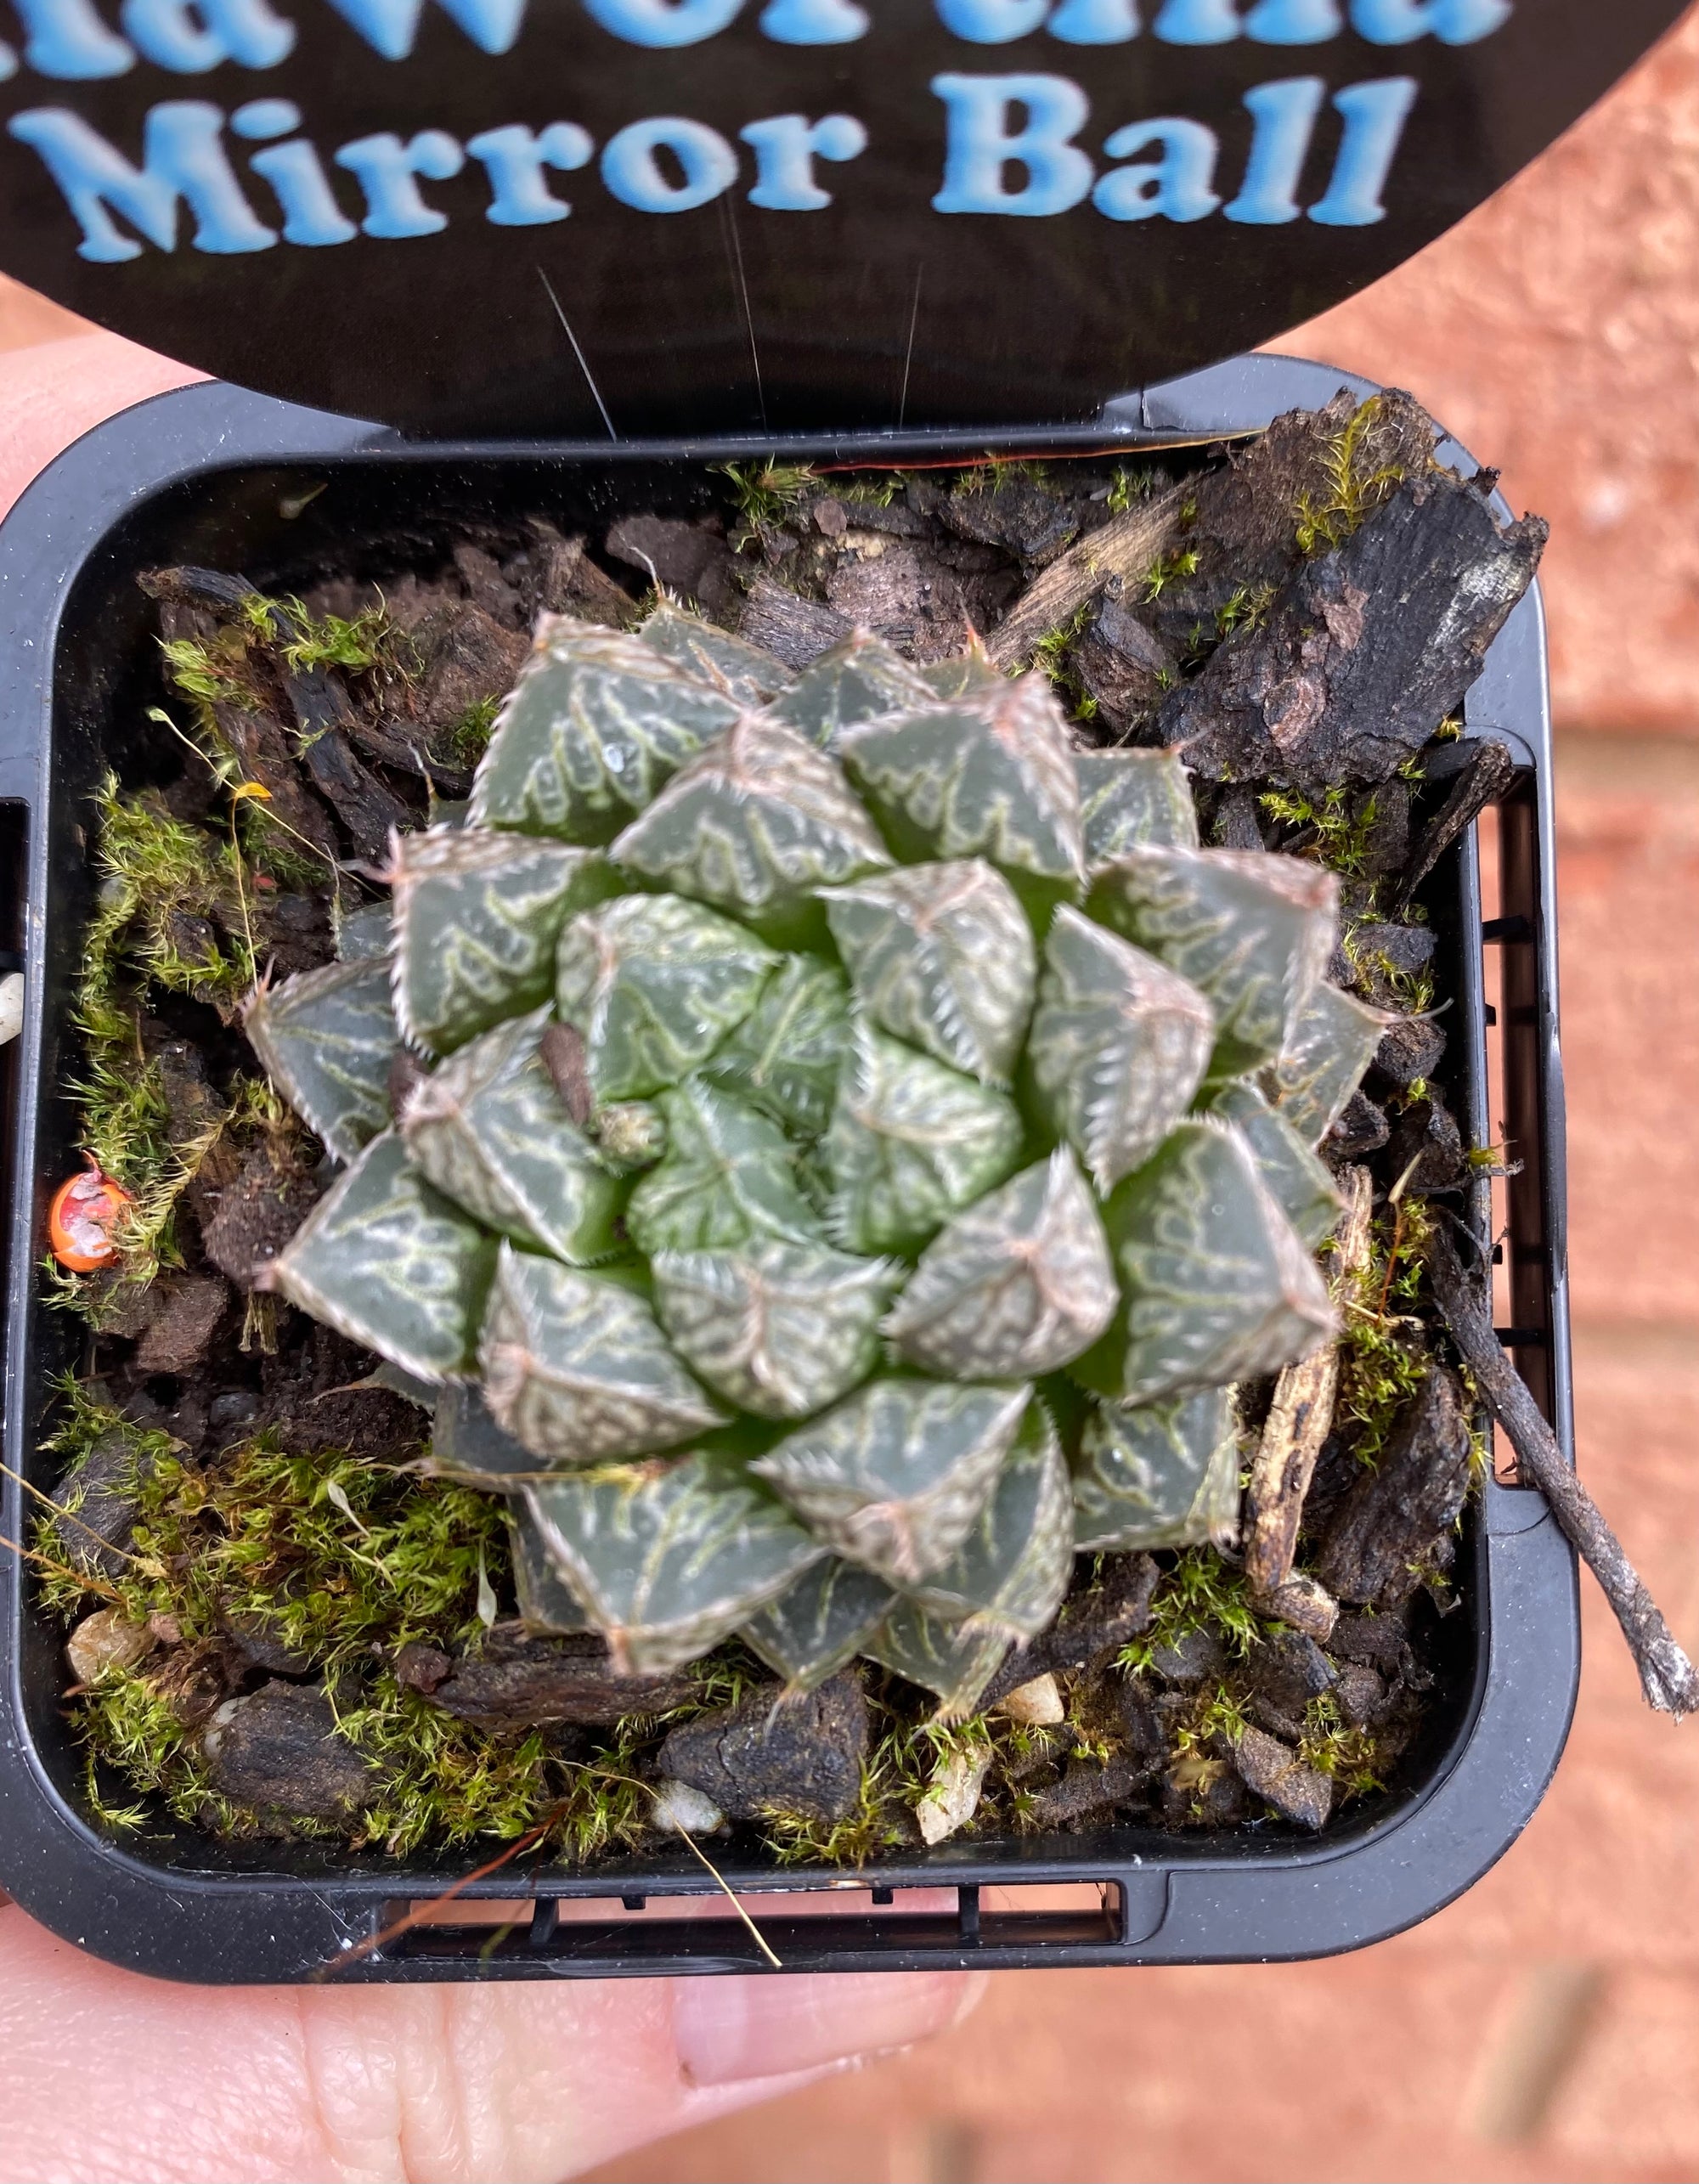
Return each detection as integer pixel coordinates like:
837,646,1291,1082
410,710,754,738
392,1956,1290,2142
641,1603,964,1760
0,322,984,2183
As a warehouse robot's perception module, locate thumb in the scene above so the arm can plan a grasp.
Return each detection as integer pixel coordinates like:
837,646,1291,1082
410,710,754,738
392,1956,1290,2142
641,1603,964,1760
0,1902,984,2183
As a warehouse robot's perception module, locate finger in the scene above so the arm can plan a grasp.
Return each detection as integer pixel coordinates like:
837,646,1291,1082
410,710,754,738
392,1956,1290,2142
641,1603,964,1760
0,1903,984,2184
0,328,202,522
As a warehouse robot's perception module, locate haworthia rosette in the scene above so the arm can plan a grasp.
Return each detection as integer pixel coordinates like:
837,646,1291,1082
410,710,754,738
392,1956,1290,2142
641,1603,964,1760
389,824,618,1056
1073,1120,1335,1405
821,858,1036,1086
269,1131,495,1381
245,955,397,1165
839,673,1086,884
523,1451,823,1673
823,1019,1024,1256
765,629,935,748
556,893,776,1102
1266,979,1389,1145
652,1238,898,1419
611,714,892,936
1211,1080,1343,1250
1087,847,1337,1078
625,1080,824,1256
752,1377,1030,1586
470,620,741,842
901,1402,1074,1639
739,1556,896,1690
1070,1387,1241,1552
1075,748,1199,866
867,1601,1013,1721
636,601,793,704
705,954,853,1137
1029,906,1215,1193
400,1007,626,1264
479,1242,724,1464
884,1148,1118,1380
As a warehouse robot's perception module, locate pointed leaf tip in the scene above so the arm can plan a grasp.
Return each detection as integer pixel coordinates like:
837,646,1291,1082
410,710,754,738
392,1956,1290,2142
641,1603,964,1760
556,893,776,1102
821,858,1036,1086
754,1377,1030,1587
612,714,891,935
1030,906,1215,1193
480,1242,724,1464
885,1149,1117,1380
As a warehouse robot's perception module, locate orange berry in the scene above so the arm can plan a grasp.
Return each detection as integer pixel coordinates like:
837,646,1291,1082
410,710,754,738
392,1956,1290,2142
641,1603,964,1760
48,1163,133,1273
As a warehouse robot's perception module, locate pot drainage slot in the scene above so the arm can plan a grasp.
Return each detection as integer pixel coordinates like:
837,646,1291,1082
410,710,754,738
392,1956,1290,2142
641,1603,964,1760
377,1879,1125,1965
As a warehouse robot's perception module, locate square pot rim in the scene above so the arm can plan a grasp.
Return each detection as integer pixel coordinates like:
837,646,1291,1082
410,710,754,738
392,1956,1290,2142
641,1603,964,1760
0,355,1580,1983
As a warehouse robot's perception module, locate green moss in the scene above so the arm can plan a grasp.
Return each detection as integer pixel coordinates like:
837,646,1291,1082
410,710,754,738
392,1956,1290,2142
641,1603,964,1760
1258,782,1380,881
1141,546,1200,602
715,460,819,545
449,695,500,766
1118,1547,1267,1676
1030,602,1098,724
1106,464,1159,516
1294,395,1407,557
1332,1196,1435,1467
1296,1692,1382,1795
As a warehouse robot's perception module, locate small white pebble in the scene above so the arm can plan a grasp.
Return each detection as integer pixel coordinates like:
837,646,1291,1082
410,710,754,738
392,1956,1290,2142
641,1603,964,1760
0,972,22,1049
65,1607,153,1685
996,1672,1064,1726
917,1747,993,1846
651,1780,726,1836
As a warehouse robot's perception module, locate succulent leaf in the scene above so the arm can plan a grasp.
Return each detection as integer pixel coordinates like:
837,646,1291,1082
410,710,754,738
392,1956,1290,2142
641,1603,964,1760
901,1401,1073,1639
507,1504,595,1634
739,1556,895,1689
824,1020,1025,1256
838,674,1086,885
611,715,892,937
652,1238,898,1419
705,954,852,1137
470,621,742,842
1030,906,1215,1193
1070,1387,1240,1551
270,1131,495,1380
1211,1080,1343,1250
885,1149,1117,1380
753,1377,1030,1586
915,639,1003,698
390,825,618,1055
430,1382,561,1486
821,859,1036,1087
556,894,776,1102
1088,848,1337,1077
523,1451,823,1673
637,601,793,703
1266,979,1388,1144
480,1243,724,1463
334,898,393,963
766,629,935,748
400,1007,626,1263
245,956,397,1165
626,1081,825,1256
867,1600,1013,1720
1075,748,1199,865
1073,1120,1335,1405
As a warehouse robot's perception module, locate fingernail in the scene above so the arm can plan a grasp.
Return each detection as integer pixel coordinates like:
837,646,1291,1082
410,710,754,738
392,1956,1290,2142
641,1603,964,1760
675,1968,982,2087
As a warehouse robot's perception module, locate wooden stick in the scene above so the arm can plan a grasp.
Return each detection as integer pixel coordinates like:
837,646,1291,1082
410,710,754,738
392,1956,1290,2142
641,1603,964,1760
1426,1222,1699,1718
985,487,1185,670
1245,1167,1372,1611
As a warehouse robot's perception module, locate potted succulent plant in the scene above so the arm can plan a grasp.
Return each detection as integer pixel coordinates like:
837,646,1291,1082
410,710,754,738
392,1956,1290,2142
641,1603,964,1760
5,358,1649,1988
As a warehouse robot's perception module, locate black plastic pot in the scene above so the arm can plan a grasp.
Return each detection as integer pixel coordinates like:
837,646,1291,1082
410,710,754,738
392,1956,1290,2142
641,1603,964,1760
0,351,1577,1984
